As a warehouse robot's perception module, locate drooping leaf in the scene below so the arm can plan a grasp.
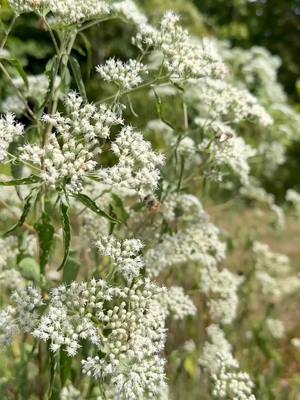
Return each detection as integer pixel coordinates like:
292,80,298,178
0,175,42,186
69,56,87,100
34,213,55,275
111,193,129,224
74,192,119,223
62,256,80,284
60,349,72,387
57,201,71,272
4,190,36,236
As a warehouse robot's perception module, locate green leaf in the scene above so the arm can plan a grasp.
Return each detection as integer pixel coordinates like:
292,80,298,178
19,257,40,284
69,56,87,100
48,348,60,400
4,190,35,236
74,192,119,223
34,213,55,275
60,349,72,387
79,32,92,79
0,175,42,186
1,56,28,88
62,257,80,284
111,193,129,224
57,201,71,272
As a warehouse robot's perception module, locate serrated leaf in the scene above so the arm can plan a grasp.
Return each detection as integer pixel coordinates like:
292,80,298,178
34,213,55,275
62,257,80,284
69,56,87,100
57,202,71,272
0,175,42,186
4,190,35,236
74,192,119,223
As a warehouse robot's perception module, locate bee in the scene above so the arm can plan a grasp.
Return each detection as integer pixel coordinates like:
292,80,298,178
144,195,161,214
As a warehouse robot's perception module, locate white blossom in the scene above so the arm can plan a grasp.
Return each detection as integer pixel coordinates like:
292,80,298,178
97,58,148,91
95,235,144,281
0,113,24,162
266,318,285,339
99,126,164,197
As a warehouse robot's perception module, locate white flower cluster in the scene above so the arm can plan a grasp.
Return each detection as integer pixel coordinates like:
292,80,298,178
19,92,122,192
60,385,82,400
265,318,285,339
80,279,167,400
97,59,148,91
201,266,244,325
253,241,300,300
200,324,256,400
2,74,51,116
187,78,273,126
0,287,43,345
99,126,164,197
0,113,24,163
198,131,256,184
95,235,144,281
135,12,226,80
286,189,300,216
9,0,110,24
8,0,49,14
112,0,148,27
49,0,110,24
162,193,207,226
160,286,196,320
144,223,226,277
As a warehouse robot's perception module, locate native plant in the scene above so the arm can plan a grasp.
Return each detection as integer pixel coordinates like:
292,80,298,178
0,1,299,399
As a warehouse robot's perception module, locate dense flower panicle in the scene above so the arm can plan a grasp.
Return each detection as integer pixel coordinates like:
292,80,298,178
97,59,148,91
60,385,82,400
99,126,164,197
187,78,273,126
160,286,196,320
162,193,207,226
200,325,256,400
19,93,122,192
135,12,226,80
253,241,300,299
112,0,148,27
198,134,256,184
0,287,43,346
8,0,49,14
95,235,144,281
286,189,300,216
80,279,167,399
33,279,121,355
0,113,24,162
144,223,226,277
201,266,243,325
266,318,285,339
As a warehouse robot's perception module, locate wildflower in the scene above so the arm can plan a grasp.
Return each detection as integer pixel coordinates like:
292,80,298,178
160,286,196,320
0,113,24,163
266,318,285,339
99,126,164,197
135,12,226,80
201,266,244,325
95,235,144,281
96,59,148,91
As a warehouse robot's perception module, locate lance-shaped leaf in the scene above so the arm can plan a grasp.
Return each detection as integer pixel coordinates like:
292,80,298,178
57,201,71,272
62,256,80,284
4,190,36,236
34,213,55,275
69,56,87,100
60,349,72,387
0,175,42,186
74,192,119,223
